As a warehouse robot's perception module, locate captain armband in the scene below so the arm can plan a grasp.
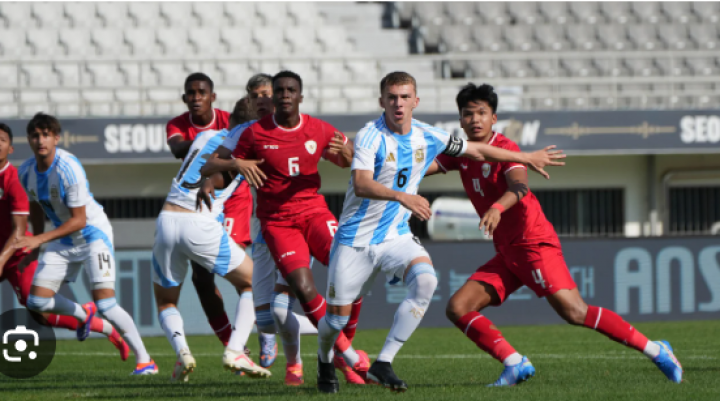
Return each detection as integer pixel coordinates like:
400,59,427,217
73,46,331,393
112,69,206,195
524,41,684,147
442,135,468,157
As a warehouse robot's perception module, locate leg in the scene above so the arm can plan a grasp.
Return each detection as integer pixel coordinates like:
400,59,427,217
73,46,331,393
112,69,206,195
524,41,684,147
191,262,232,346
251,242,280,368
154,282,197,382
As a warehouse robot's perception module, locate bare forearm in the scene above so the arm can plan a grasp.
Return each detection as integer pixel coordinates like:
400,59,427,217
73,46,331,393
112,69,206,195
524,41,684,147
354,177,404,202
169,140,192,159
201,155,238,177
34,218,85,245
466,143,529,163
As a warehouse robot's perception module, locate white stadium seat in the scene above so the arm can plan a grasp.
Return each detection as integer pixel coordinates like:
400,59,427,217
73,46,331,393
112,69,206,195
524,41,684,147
0,2,34,29
86,63,125,87
27,29,63,57
189,28,224,57
285,26,320,55
64,2,101,29
22,64,59,88
0,29,28,58
125,28,158,57
160,2,195,27
193,2,225,27
224,2,257,27
96,2,130,28
32,2,71,29
156,28,191,56
128,2,161,27
92,29,129,56
60,29,96,57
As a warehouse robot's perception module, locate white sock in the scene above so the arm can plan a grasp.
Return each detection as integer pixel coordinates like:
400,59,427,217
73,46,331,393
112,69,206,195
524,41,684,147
101,319,114,335
377,268,437,363
159,307,189,356
272,292,302,365
227,292,255,352
643,341,661,359
295,313,318,335
98,298,151,364
317,314,347,363
503,353,523,366
341,346,360,366
27,294,87,321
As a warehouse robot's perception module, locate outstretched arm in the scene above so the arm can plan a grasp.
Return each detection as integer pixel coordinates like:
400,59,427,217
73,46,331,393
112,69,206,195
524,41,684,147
167,136,192,159
461,142,565,179
324,132,354,168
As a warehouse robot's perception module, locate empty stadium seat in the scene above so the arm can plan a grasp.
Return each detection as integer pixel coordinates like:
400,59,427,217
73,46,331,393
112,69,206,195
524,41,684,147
470,26,506,52
188,28,224,57
445,2,477,25
160,2,195,27
125,28,158,57
0,2,33,29
413,2,445,27
688,24,718,50
85,63,125,87
593,58,630,77
54,63,83,87
0,64,18,88
631,2,666,24
507,2,541,25
538,2,571,24
315,26,352,55
534,25,570,51
0,29,27,58
318,61,350,82
27,29,63,56
565,25,599,50
600,2,634,24
569,2,601,24
468,60,500,79
128,2,160,27
22,64,59,88
529,59,560,78
60,29,96,57
476,3,508,25
152,63,188,86
253,27,287,56
624,58,660,77
685,57,717,76
597,25,630,50
654,58,688,76
346,60,379,82
287,2,321,26
156,28,191,56
82,89,114,116
692,2,720,24
92,29,129,56
64,2,101,29
285,26,320,55
627,25,661,50
256,3,290,26
20,90,50,117
32,2,71,28
500,60,533,78
192,2,224,27
96,2,130,28
658,25,690,50
281,61,318,84
439,26,472,53
504,25,537,51
50,90,81,116
219,27,257,56
661,2,695,24
560,59,599,77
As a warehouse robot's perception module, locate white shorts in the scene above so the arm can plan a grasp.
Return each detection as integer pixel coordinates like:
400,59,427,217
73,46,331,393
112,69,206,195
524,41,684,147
152,211,246,288
326,234,430,306
34,237,116,287
251,242,314,306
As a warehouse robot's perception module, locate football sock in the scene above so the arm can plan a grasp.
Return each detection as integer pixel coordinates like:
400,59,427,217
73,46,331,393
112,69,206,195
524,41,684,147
503,353,524,366
272,292,302,365
644,341,661,359
343,297,363,342
377,265,437,363
300,293,354,354
255,308,276,334
26,294,87,321
208,313,232,346
90,316,114,335
227,292,255,352
583,305,652,356
159,307,189,356
47,314,78,330
455,311,518,363
98,298,151,364
318,313,348,363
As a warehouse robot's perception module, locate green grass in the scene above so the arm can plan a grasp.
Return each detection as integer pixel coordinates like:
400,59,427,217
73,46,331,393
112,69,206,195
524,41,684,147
2,320,718,401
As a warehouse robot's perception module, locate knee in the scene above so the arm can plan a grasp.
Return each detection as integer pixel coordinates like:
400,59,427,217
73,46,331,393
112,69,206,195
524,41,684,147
445,297,477,322
413,273,438,307
26,295,52,312
559,301,588,326
96,297,118,315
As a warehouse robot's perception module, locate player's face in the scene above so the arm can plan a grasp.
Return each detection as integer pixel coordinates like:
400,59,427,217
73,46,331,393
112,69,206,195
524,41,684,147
249,84,274,118
273,78,303,116
183,81,215,117
0,129,12,162
27,128,59,158
380,84,419,126
460,100,497,141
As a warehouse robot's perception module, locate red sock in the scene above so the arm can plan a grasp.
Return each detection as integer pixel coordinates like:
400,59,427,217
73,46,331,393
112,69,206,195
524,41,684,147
343,298,363,343
301,294,352,353
209,314,232,346
47,314,79,330
583,305,649,352
454,312,517,363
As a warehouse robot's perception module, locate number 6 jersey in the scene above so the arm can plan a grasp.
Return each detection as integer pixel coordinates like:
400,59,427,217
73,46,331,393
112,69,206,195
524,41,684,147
231,114,347,224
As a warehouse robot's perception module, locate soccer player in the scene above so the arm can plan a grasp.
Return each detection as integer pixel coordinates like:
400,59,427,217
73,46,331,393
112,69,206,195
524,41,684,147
316,72,565,393
201,71,368,385
0,123,129,359
166,72,257,354
438,83,682,385
154,100,271,383
15,113,156,375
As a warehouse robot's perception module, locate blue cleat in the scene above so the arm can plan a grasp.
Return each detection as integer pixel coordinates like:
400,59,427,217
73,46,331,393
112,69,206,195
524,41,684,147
77,302,97,342
489,356,535,387
652,341,682,383
259,333,278,368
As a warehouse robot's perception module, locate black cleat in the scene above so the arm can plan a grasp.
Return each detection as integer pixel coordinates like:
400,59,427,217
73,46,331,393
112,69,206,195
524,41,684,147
366,361,408,392
317,356,340,394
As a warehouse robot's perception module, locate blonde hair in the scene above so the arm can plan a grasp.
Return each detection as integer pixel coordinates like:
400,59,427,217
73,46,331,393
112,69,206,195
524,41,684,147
380,71,417,95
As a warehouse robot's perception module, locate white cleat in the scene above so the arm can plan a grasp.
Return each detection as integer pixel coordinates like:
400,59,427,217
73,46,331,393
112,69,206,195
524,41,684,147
223,348,272,379
171,350,196,383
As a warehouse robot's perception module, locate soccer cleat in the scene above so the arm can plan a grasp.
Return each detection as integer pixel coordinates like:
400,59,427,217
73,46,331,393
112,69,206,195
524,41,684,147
131,360,159,375
652,341,683,383
259,334,278,368
489,356,535,387
285,363,304,386
107,329,130,361
171,350,196,383
77,302,97,342
317,356,339,393
334,355,366,384
366,361,408,392
352,350,371,372
223,348,272,378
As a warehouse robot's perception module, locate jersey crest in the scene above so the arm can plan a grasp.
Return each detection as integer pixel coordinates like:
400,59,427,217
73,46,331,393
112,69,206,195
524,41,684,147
414,149,425,163
305,140,317,155
50,186,60,199
482,163,491,178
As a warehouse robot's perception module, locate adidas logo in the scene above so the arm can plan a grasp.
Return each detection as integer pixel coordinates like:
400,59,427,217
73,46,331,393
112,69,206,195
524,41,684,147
386,153,396,162
173,331,183,338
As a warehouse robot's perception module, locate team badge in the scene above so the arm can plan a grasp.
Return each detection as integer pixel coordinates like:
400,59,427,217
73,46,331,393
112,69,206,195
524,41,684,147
386,153,396,163
328,284,336,299
415,149,425,163
50,186,59,199
305,140,317,155
482,163,491,178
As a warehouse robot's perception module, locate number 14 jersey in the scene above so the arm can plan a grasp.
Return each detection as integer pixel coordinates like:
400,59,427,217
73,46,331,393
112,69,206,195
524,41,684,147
231,114,346,223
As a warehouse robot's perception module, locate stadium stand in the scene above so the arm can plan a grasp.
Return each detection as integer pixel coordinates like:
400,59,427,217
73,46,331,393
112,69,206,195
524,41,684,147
0,2,719,117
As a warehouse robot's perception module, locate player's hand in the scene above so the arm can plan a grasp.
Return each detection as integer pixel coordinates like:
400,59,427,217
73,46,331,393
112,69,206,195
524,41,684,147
398,193,432,221
16,249,39,273
525,146,566,180
479,208,502,237
326,132,345,155
236,158,266,188
196,178,216,212
14,236,43,253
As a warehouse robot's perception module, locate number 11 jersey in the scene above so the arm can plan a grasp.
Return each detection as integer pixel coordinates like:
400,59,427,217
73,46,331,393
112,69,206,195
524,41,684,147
231,114,346,224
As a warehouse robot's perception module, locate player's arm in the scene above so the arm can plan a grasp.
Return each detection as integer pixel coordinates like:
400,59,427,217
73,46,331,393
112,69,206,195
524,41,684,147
167,135,193,159
15,206,86,251
353,169,431,221
324,132,354,168
460,139,565,179
424,161,443,176
0,214,27,273
479,168,529,236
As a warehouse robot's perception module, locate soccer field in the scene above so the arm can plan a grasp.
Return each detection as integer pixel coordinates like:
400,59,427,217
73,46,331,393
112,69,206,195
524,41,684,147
2,320,718,401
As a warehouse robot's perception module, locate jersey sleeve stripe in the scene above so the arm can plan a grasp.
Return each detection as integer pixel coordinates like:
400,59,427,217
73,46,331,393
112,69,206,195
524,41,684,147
11,211,30,215
504,165,527,174
434,157,449,173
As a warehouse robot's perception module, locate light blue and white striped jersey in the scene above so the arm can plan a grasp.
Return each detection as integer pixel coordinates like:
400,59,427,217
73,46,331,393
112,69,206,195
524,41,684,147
220,120,254,153
165,129,245,220
18,149,113,248
335,115,453,247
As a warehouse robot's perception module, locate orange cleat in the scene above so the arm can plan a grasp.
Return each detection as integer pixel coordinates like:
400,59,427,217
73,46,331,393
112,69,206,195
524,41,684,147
334,354,365,384
108,328,130,361
284,363,304,386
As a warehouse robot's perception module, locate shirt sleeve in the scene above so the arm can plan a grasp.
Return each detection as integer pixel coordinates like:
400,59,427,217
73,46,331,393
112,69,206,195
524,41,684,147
166,117,188,142
500,141,527,175
222,121,252,152
231,126,256,160
63,162,91,208
434,154,460,173
8,173,30,214
351,124,380,172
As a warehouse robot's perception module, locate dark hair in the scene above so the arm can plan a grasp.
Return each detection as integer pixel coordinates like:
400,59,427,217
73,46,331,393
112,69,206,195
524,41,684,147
246,73,273,93
380,71,417,95
455,83,498,114
184,72,214,91
0,122,12,143
230,96,259,127
272,70,302,93
26,112,62,136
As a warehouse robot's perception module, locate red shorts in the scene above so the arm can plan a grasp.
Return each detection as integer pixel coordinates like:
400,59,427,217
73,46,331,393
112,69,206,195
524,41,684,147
223,181,252,249
261,209,338,277
469,242,576,304
0,253,38,306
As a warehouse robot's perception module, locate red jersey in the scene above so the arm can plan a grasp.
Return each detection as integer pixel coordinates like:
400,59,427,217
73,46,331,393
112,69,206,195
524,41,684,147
166,108,230,142
436,132,558,246
0,162,31,258
232,114,347,223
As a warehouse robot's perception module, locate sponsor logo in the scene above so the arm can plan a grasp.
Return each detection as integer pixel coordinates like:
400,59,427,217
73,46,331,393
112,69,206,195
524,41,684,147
264,145,279,150
414,149,425,163
386,153,396,163
280,251,296,260
305,140,317,155
460,163,468,170
104,124,170,154
482,163,491,178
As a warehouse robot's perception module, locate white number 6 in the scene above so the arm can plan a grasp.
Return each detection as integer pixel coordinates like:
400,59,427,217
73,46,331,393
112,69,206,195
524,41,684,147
288,157,300,176
327,221,338,236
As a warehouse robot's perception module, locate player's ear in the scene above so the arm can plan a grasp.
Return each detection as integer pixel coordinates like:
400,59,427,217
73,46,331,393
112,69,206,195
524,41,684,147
8,144,13,155
211,92,216,102
413,96,420,110
378,96,384,109
492,113,498,125
299,94,303,104
181,94,187,104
